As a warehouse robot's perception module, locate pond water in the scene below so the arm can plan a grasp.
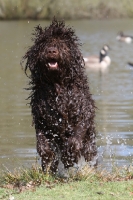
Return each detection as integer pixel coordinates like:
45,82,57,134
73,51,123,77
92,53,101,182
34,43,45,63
0,19,133,171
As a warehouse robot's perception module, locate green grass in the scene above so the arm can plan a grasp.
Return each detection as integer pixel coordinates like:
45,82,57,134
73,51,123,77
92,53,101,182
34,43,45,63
1,179,133,199
1,164,133,199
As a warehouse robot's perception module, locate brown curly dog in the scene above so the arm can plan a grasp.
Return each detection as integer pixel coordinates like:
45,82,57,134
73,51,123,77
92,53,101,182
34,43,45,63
22,18,97,174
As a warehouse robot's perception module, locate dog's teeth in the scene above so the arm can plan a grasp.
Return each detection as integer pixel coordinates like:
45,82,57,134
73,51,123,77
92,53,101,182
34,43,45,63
48,62,58,68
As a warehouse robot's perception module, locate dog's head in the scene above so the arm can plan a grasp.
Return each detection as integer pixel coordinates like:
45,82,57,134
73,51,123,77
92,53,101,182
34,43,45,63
40,38,71,72
22,18,84,82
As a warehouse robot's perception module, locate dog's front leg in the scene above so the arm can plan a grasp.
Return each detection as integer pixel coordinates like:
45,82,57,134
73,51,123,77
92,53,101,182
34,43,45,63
36,131,54,172
61,125,85,168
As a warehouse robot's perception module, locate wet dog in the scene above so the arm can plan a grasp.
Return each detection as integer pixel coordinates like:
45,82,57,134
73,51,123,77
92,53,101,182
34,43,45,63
22,18,97,174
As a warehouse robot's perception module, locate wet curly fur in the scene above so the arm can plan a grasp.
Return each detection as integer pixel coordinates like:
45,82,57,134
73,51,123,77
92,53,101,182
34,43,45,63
22,18,97,174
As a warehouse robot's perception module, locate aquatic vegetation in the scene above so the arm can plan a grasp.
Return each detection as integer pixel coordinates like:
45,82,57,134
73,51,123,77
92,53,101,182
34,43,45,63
1,164,133,190
1,0,133,20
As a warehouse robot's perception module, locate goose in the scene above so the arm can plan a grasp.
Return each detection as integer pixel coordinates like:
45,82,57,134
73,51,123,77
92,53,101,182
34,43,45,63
84,45,110,63
127,62,133,67
116,31,133,43
84,45,111,71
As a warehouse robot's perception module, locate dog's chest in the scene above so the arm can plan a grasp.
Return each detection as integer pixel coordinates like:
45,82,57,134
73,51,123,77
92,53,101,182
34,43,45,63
42,85,83,118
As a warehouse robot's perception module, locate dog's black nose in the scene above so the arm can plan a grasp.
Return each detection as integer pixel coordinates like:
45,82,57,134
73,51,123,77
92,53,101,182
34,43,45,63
47,47,58,55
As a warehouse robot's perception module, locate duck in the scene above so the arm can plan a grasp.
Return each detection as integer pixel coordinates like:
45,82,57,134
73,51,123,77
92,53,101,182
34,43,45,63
116,31,133,43
83,45,111,71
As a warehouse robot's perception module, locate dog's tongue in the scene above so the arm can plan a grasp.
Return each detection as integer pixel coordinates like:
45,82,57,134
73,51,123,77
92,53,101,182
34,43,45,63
48,61,58,69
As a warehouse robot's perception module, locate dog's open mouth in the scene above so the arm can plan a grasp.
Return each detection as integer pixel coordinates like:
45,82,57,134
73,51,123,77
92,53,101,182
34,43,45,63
48,59,58,70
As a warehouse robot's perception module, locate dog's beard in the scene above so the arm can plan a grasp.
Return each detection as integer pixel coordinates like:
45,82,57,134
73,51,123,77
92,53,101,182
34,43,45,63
46,64,60,83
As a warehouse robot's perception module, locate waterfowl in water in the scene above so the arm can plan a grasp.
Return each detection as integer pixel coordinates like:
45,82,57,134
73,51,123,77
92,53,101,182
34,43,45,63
84,45,110,63
116,31,133,43
84,45,111,71
127,62,133,67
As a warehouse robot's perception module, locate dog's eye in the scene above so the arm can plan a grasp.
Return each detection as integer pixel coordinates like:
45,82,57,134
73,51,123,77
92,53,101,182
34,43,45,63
63,46,69,51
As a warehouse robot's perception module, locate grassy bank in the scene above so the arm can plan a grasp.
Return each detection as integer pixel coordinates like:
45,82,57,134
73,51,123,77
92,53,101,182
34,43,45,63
0,164,133,199
1,180,133,200
0,0,133,20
